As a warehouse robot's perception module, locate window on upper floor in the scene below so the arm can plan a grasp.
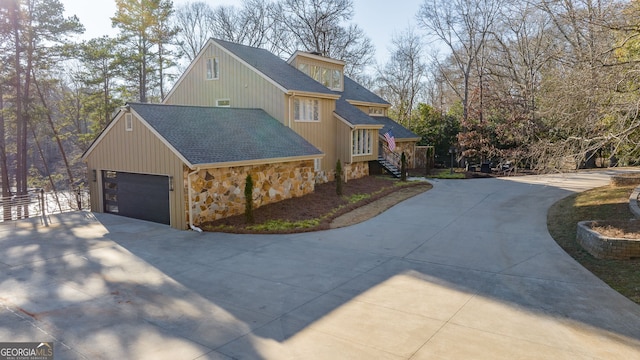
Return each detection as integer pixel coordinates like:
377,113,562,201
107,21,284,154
206,57,219,80
369,107,384,116
352,129,373,156
125,113,133,131
298,63,342,91
294,98,320,122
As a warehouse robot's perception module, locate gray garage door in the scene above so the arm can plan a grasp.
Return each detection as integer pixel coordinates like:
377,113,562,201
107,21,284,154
102,171,170,225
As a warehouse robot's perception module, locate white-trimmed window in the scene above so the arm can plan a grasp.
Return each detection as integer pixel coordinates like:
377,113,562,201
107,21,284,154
352,129,372,155
331,69,342,90
206,57,219,80
369,107,384,116
294,98,320,122
314,158,321,171
297,63,343,91
216,99,230,107
125,113,133,131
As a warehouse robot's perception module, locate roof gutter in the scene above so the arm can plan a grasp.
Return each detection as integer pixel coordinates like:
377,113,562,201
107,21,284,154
288,90,341,100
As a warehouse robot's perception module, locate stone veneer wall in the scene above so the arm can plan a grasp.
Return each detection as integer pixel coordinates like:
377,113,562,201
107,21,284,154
395,141,416,168
344,161,369,181
381,140,417,169
577,221,640,260
185,160,315,226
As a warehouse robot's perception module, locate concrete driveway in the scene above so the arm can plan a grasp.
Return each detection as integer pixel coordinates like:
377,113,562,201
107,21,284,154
1,171,639,359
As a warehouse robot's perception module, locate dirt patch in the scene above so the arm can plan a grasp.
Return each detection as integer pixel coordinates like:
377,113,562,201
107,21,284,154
202,176,432,233
590,220,640,239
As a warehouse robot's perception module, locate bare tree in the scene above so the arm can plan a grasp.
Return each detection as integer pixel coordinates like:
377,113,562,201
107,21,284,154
209,0,276,49
417,0,503,122
490,2,556,123
376,27,427,125
274,0,374,76
532,0,625,169
174,2,214,62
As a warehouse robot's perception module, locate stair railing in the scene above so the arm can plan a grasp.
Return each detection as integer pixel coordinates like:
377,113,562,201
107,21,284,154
380,142,402,170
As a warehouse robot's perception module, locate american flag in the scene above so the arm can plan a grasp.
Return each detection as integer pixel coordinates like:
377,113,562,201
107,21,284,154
384,129,396,151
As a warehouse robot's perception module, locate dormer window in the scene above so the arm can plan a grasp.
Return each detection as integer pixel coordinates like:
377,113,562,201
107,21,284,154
369,107,384,116
298,63,342,91
332,69,342,90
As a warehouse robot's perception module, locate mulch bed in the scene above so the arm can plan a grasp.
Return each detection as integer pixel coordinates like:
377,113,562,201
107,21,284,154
590,219,640,239
201,176,426,234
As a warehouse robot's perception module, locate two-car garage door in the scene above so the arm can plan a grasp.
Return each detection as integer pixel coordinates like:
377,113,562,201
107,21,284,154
102,171,171,225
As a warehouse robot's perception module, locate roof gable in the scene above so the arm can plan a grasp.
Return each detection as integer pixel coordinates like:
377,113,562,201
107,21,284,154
213,39,337,96
128,103,322,167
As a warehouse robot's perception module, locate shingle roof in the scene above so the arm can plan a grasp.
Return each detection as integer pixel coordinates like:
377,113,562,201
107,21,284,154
129,103,322,166
374,116,421,140
334,99,383,127
340,76,390,105
213,39,336,95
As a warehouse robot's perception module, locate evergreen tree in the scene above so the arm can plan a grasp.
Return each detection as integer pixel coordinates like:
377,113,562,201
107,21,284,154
244,174,254,224
112,0,177,102
335,159,343,196
0,0,83,217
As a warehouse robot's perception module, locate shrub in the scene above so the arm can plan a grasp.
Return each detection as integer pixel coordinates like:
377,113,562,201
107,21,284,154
244,174,254,224
336,159,343,195
401,152,407,181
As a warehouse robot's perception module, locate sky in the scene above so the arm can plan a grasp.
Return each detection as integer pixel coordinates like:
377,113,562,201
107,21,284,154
60,0,425,66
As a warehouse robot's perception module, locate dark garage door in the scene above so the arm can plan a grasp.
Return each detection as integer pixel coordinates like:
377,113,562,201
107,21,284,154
102,171,170,225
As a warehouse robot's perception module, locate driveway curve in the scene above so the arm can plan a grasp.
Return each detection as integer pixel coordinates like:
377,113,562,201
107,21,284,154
1,171,639,359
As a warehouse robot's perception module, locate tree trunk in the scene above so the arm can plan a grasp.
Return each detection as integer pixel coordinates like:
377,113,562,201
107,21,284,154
0,87,12,221
158,43,165,100
33,74,81,209
11,0,28,219
28,119,63,213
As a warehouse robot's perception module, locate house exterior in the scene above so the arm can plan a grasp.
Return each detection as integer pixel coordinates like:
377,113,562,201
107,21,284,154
83,39,419,229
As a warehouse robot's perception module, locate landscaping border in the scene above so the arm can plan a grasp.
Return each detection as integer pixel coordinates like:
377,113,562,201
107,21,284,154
629,185,640,218
577,221,640,260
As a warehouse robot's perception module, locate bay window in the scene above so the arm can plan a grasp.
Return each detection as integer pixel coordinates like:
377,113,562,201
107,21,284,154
352,129,372,156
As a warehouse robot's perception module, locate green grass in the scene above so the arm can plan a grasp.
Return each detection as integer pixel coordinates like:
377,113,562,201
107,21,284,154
427,169,466,179
246,219,320,231
547,185,640,304
346,193,370,203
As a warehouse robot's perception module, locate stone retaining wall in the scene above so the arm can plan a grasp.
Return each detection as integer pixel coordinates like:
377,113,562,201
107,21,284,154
629,186,640,218
186,160,315,226
576,221,640,260
611,173,640,186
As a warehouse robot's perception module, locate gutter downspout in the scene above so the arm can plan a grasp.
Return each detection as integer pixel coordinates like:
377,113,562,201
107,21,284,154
288,93,293,128
187,167,203,232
